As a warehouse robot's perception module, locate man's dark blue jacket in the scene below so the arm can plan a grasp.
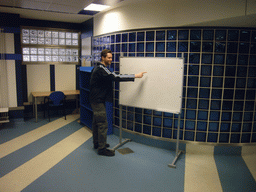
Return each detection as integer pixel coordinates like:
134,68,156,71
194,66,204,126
89,62,135,104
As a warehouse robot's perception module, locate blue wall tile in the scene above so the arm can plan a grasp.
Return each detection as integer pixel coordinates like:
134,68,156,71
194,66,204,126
92,27,256,144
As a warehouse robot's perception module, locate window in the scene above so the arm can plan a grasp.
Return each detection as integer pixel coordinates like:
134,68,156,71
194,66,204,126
21,27,80,64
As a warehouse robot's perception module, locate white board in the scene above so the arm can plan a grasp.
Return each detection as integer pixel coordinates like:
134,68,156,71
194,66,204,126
119,57,184,114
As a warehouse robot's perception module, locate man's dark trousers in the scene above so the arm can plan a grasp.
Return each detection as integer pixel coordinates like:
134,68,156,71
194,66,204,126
91,103,108,150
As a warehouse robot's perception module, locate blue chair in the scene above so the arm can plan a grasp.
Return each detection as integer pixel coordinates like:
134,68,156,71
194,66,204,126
44,91,66,121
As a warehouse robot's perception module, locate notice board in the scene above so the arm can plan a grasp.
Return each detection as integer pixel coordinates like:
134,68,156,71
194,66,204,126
119,57,184,114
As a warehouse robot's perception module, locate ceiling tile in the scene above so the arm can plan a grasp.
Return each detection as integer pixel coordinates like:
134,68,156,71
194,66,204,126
31,0,53,3
0,6,92,23
16,0,50,10
93,0,125,6
51,0,93,7
0,0,16,6
47,3,80,14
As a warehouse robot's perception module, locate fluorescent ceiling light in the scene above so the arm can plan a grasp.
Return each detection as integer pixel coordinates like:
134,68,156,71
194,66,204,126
84,3,110,11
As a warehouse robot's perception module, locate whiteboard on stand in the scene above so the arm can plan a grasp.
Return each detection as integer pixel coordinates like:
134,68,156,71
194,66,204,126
119,57,184,114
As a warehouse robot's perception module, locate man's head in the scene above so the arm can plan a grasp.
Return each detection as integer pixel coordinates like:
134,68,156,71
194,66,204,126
101,49,112,66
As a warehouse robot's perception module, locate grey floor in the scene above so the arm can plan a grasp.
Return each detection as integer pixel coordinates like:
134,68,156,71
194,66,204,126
0,114,255,192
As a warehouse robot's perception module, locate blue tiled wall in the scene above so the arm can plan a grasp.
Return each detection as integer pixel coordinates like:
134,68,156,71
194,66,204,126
92,28,256,144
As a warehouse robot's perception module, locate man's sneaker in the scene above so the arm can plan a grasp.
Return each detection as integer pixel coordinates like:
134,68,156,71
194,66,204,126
98,148,115,156
94,144,110,149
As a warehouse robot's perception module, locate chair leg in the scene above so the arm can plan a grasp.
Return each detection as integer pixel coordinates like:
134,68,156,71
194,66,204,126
63,105,66,120
44,104,46,118
48,105,50,122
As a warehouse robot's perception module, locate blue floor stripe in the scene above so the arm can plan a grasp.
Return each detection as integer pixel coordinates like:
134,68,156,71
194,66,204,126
0,120,84,178
22,135,185,192
0,118,55,144
214,155,256,192
214,146,241,156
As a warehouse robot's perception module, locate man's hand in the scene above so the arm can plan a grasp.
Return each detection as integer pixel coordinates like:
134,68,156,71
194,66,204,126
135,72,147,78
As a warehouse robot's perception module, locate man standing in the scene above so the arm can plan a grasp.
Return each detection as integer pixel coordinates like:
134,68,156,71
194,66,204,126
90,49,146,156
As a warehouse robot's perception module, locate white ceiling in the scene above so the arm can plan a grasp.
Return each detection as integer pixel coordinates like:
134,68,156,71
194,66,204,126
0,0,255,27
0,0,126,23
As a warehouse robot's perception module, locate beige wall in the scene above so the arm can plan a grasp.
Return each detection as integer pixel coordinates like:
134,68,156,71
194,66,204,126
26,65,77,103
26,65,50,102
1,33,18,108
94,0,256,36
55,65,76,91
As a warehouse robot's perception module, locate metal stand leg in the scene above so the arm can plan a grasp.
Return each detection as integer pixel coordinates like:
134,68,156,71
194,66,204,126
168,113,183,168
112,105,131,151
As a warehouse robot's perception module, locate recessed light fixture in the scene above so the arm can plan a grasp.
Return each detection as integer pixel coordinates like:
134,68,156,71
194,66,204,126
84,3,110,11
